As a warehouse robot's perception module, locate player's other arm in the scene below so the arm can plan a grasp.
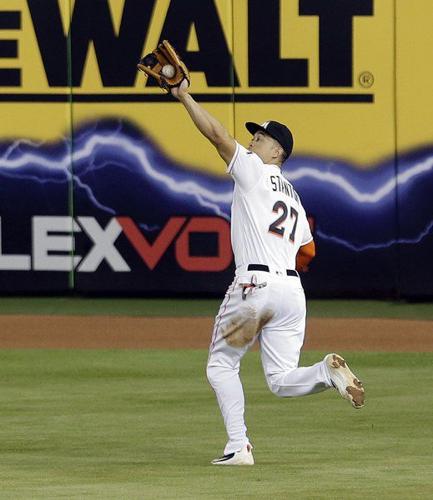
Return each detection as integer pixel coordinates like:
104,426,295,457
171,81,236,165
296,240,316,272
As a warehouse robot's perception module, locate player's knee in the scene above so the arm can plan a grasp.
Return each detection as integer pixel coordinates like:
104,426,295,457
266,373,289,398
206,361,236,388
268,383,286,398
206,363,219,387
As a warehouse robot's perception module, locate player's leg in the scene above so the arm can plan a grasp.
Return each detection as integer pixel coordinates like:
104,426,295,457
260,327,332,396
259,278,332,397
259,278,365,408
207,341,251,457
207,278,251,456
206,276,266,458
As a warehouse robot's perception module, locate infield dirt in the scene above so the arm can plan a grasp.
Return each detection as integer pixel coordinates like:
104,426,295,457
0,316,431,351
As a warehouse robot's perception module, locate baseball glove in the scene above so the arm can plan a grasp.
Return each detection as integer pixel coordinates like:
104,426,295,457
137,40,190,93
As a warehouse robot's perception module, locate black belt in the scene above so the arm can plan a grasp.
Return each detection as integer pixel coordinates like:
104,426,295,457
247,264,298,277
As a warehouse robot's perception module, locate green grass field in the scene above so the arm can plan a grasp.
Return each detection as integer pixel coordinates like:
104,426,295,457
1,349,433,499
0,297,432,319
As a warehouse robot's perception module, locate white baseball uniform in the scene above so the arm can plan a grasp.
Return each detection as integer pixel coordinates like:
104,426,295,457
207,142,333,455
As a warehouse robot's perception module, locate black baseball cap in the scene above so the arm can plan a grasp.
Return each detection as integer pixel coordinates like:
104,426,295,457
245,120,294,159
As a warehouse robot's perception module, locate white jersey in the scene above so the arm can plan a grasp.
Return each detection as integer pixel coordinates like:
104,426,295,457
227,142,313,272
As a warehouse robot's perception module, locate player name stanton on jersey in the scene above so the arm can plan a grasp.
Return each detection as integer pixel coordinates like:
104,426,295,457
269,175,300,204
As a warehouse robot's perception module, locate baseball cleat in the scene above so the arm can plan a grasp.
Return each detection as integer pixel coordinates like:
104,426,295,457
325,353,365,409
211,443,254,466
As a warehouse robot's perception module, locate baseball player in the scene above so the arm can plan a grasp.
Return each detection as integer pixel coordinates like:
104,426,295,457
171,80,365,466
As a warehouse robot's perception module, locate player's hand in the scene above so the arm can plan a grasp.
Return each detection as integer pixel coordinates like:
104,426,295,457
171,79,189,100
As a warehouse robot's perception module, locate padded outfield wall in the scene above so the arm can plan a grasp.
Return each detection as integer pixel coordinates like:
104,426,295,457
0,0,432,297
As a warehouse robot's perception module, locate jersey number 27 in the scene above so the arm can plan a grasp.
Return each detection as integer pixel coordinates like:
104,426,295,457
268,200,298,242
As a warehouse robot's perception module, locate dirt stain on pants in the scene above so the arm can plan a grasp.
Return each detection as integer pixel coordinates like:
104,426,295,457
222,308,274,348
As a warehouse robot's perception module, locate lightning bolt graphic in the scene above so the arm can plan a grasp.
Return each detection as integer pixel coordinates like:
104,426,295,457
2,138,47,159
286,155,433,204
1,122,432,250
317,219,433,251
0,130,232,220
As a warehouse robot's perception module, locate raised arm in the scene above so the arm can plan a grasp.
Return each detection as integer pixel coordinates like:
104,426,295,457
171,81,236,165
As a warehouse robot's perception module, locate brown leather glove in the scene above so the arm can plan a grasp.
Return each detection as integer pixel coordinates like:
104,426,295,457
137,40,190,93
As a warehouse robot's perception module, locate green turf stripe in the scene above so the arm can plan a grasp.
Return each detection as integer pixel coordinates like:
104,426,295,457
307,299,433,320
0,297,432,320
0,297,220,317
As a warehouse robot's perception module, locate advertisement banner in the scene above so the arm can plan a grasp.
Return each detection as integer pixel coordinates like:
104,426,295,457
0,0,432,296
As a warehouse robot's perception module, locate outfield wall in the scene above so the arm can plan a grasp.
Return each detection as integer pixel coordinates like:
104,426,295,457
0,0,432,297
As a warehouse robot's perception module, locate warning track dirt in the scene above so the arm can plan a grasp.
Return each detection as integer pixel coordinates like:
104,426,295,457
0,316,431,352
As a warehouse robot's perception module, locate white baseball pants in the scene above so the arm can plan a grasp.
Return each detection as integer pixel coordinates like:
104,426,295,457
207,271,333,455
